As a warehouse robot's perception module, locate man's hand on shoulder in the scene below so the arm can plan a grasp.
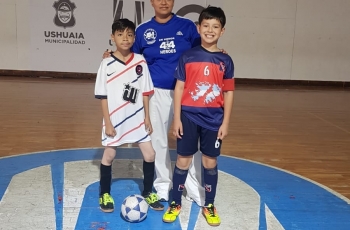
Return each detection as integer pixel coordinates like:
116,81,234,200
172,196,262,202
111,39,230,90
219,48,228,54
102,49,113,59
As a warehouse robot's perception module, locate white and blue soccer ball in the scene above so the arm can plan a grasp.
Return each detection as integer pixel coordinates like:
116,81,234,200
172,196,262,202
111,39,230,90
121,194,149,222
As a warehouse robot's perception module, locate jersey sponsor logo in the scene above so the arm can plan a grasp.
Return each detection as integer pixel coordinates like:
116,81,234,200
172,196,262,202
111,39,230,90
122,83,139,104
53,0,76,29
107,71,116,76
135,65,143,75
144,28,157,44
159,37,176,54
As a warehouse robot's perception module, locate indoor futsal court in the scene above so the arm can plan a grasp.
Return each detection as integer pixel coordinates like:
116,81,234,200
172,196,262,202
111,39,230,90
0,77,349,229
1,0,350,229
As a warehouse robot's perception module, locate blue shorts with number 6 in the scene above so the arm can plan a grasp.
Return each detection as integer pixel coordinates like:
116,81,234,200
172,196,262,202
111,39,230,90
177,113,222,158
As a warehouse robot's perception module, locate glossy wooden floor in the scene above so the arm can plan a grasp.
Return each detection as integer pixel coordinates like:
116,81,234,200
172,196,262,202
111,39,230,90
0,77,349,200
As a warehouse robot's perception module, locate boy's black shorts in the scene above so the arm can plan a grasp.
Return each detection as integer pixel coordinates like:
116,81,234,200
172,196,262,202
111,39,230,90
176,113,222,158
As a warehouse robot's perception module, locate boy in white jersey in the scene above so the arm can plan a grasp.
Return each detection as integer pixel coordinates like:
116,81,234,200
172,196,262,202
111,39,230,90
94,19,163,212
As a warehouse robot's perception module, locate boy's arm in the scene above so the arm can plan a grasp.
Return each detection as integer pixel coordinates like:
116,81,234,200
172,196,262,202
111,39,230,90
218,57,235,139
142,92,153,134
173,53,186,138
101,99,116,136
139,59,154,133
95,60,115,136
142,95,152,134
173,79,185,138
173,80,185,121
222,91,234,126
101,99,112,126
143,95,150,120
217,90,234,140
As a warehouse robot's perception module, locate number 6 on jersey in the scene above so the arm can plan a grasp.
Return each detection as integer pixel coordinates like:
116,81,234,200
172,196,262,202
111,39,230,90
204,66,210,76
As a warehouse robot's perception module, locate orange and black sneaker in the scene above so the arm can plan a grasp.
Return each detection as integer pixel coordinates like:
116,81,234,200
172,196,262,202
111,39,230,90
162,201,181,223
202,204,221,226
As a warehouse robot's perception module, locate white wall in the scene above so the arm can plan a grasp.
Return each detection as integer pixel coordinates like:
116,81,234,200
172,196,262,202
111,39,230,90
221,0,350,81
0,0,18,70
291,0,350,82
0,0,349,81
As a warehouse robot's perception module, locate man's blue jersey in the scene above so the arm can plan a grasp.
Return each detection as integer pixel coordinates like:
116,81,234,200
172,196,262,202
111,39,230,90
132,14,200,90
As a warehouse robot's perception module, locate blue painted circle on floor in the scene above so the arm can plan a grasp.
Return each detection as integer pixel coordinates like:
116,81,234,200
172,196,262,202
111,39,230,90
0,148,349,230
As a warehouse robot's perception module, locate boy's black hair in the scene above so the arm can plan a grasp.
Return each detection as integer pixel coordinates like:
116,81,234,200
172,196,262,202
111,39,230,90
198,6,226,27
112,18,136,34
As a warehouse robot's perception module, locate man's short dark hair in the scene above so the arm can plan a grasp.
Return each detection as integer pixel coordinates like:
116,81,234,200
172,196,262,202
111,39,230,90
198,6,226,27
112,19,136,34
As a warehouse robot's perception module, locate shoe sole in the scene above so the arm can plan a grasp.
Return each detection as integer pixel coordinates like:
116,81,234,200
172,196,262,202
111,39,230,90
163,210,181,223
162,219,176,223
100,207,114,213
202,212,220,226
149,206,164,211
206,222,220,227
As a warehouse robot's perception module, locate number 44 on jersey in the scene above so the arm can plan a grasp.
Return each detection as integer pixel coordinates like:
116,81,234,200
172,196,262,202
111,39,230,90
160,41,175,49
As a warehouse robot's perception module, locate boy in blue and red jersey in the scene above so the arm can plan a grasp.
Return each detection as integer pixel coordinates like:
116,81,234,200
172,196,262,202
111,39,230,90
162,6,234,226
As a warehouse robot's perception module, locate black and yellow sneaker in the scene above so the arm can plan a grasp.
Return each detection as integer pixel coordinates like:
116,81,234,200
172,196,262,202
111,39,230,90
162,201,181,223
99,193,114,213
143,192,164,211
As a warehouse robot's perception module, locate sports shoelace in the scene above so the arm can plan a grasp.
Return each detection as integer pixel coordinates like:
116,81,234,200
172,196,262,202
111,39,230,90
103,194,113,204
207,206,216,217
167,203,179,213
147,193,158,203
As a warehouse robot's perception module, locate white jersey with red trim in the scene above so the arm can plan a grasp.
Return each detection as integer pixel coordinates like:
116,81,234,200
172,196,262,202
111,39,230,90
94,53,154,146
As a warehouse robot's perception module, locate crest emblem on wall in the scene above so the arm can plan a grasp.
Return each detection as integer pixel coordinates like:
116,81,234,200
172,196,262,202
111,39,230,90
53,0,76,28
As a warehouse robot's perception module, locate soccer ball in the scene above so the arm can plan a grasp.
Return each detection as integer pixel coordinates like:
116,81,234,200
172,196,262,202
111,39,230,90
121,194,149,222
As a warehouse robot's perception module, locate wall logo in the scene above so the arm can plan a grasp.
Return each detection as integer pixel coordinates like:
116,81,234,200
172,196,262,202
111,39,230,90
44,0,85,45
53,0,76,29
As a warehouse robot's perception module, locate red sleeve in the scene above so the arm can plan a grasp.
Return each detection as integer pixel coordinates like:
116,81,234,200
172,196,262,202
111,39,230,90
142,90,154,96
223,78,235,91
